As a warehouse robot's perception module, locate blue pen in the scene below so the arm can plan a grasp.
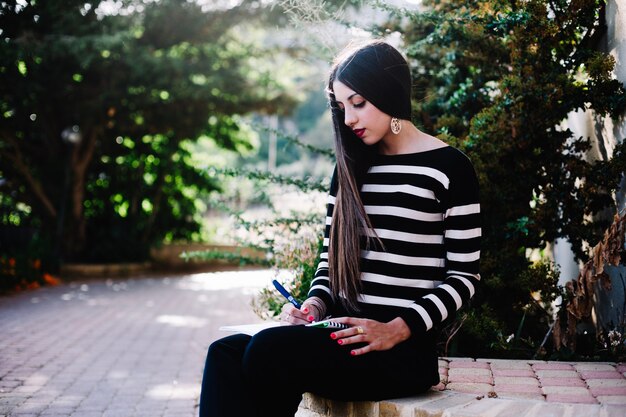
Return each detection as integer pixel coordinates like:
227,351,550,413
272,279,302,309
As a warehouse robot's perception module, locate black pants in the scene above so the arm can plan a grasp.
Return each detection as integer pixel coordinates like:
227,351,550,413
199,325,439,417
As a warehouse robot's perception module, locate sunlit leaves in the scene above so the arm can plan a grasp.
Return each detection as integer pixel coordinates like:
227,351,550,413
0,0,300,263
395,0,625,358
141,198,153,213
17,60,26,75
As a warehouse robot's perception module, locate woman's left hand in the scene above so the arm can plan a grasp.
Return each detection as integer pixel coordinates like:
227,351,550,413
329,317,411,356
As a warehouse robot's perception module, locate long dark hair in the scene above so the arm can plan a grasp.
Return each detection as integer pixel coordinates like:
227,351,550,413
326,40,410,312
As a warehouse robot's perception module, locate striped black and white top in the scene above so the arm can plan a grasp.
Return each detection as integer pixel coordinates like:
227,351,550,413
308,146,481,335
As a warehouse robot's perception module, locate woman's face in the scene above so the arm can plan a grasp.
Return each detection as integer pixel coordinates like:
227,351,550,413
332,80,392,147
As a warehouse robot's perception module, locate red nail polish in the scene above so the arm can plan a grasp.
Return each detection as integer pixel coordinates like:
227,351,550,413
302,307,309,314
307,315,315,321
337,339,343,345
330,333,337,339
350,350,356,356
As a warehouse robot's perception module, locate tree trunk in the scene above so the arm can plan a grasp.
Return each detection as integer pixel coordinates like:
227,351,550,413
141,172,166,244
68,127,99,259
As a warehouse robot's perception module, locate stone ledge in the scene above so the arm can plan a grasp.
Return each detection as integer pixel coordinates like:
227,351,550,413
150,243,266,270
296,390,618,417
296,357,626,417
58,244,267,279
60,262,152,278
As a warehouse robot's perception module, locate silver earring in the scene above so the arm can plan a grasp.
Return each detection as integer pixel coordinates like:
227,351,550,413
390,117,401,134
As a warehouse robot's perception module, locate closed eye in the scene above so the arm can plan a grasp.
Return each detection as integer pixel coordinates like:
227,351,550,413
330,95,366,111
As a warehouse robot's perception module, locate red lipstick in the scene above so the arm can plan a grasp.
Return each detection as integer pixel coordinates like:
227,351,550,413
353,128,365,138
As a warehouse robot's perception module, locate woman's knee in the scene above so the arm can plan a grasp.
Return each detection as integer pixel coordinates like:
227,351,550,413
243,326,314,381
206,333,251,365
242,329,283,377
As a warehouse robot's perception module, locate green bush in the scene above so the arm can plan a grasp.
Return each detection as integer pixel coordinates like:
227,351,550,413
383,0,626,359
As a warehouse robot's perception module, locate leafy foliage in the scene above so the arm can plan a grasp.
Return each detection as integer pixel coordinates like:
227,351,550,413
385,0,626,358
191,0,625,359
0,0,298,266
185,161,330,320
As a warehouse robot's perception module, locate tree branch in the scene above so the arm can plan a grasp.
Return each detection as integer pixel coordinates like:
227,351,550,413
1,136,57,219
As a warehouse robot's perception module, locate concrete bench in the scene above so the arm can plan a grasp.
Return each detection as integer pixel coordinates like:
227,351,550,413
296,358,626,417
296,390,624,417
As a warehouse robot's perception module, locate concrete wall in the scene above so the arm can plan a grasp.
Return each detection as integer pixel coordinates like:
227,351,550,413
553,1,626,333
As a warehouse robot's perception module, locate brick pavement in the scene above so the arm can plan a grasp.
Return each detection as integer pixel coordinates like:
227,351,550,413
0,269,270,417
298,357,626,417
1,269,625,417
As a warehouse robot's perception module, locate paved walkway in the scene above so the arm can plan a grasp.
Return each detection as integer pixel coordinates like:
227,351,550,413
0,270,625,417
0,269,271,417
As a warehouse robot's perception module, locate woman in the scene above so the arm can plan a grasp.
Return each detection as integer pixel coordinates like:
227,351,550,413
200,39,481,417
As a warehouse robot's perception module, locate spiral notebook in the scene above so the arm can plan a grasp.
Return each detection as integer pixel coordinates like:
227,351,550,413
219,322,282,336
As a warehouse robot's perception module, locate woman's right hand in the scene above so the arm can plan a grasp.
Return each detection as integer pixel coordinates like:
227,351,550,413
280,303,309,325
280,297,326,324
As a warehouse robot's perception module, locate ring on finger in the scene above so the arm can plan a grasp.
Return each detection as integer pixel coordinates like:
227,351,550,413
356,326,364,335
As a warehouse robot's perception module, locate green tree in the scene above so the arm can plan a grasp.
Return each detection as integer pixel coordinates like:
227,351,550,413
385,0,626,357
0,0,297,266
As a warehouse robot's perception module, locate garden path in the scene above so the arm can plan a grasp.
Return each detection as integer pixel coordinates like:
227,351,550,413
0,269,624,417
